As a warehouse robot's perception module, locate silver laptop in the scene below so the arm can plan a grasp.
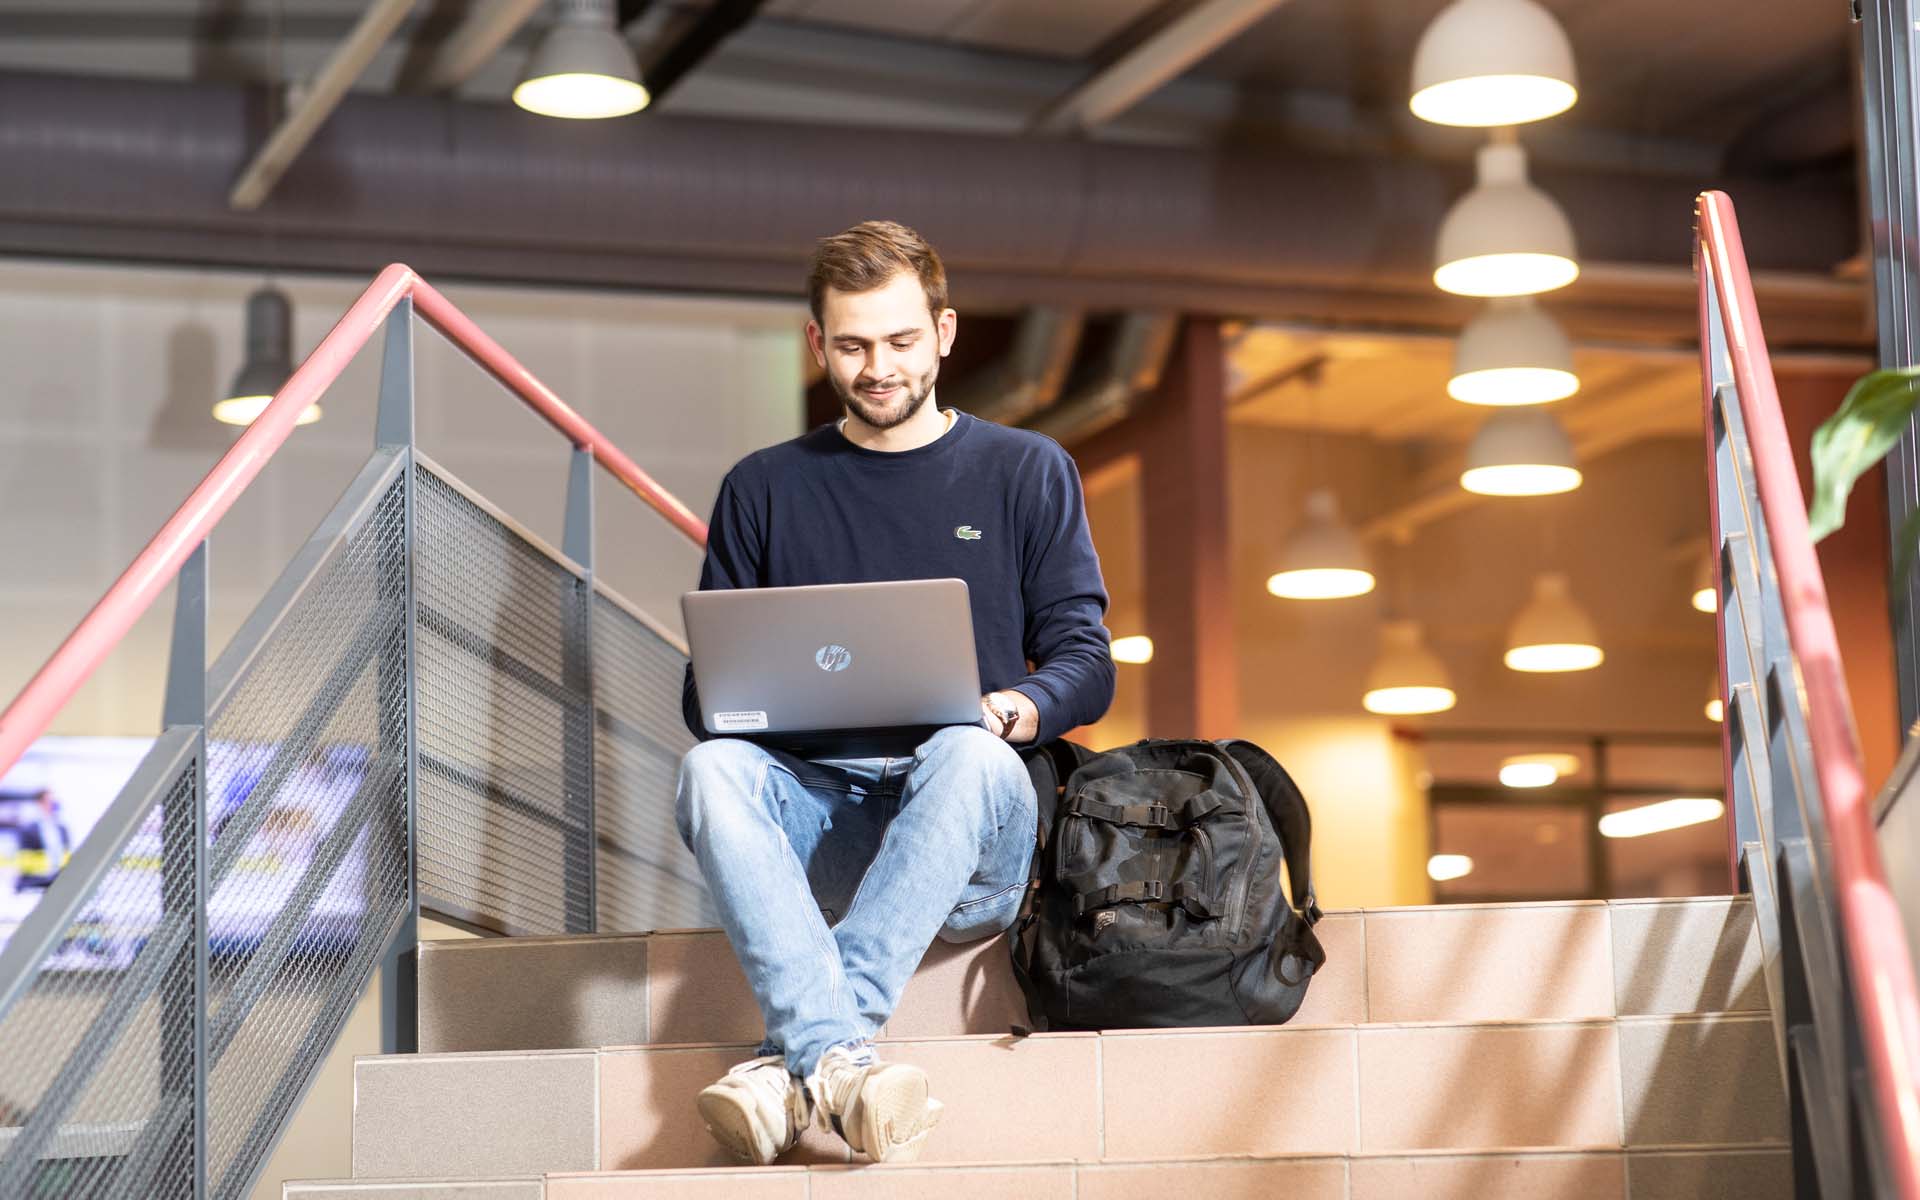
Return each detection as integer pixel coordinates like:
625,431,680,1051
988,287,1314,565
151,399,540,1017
681,578,983,754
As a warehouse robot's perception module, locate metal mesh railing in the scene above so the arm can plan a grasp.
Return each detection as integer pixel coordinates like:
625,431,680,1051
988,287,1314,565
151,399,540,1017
0,277,718,1200
0,767,197,1200
199,474,409,1198
593,591,712,931
414,462,596,935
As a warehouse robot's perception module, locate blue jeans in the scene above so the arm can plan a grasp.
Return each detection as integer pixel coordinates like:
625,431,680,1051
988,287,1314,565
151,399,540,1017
674,723,1037,1076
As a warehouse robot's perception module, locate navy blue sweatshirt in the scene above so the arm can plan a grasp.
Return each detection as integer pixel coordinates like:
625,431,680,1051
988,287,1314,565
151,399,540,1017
681,409,1116,746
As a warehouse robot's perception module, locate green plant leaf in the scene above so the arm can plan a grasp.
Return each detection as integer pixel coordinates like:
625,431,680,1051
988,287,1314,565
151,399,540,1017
1808,367,1920,542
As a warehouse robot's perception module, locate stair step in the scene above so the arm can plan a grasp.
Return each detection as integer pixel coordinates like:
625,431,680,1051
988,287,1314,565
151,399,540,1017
352,1013,1786,1180
295,1146,1792,1199
416,897,1765,1053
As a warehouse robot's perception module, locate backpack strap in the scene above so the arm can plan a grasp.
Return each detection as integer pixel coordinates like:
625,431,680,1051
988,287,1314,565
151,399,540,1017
1217,739,1319,923
1218,738,1326,987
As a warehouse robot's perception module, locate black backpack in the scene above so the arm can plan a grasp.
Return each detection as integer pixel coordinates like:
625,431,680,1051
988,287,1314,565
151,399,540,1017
1009,737,1326,1031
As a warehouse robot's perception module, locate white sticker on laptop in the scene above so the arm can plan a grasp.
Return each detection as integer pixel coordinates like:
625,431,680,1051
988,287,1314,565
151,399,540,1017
712,710,770,732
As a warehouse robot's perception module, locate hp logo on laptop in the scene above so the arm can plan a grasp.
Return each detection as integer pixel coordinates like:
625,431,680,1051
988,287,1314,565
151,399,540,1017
815,644,852,673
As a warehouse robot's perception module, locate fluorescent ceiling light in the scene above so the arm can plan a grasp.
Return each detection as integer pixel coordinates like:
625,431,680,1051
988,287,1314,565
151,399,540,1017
1111,635,1153,664
1410,0,1578,127
1435,142,1579,297
1500,752,1579,788
1427,853,1474,881
1599,798,1724,839
1449,298,1579,405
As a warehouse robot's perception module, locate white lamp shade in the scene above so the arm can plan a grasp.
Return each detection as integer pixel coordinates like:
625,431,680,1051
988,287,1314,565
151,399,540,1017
1363,620,1457,715
1410,0,1578,127
1461,408,1580,496
1449,298,1578,405
1268,489,1376,599
1435,142,1579,297
1505,572,1603,672
514,6,650,119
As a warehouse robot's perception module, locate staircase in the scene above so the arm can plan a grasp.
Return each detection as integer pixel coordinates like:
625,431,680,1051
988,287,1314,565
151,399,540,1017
288,896,1788,1199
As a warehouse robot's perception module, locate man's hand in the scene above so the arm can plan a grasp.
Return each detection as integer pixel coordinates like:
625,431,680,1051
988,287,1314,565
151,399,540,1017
981,690,1040,744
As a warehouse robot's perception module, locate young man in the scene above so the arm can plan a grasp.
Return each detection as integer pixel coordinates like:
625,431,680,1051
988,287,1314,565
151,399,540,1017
675,220,1115,1164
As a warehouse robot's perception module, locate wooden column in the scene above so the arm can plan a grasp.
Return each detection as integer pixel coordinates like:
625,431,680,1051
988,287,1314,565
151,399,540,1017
1138,319,1237,738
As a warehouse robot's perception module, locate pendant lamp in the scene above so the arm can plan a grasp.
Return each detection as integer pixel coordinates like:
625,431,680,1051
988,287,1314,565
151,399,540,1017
1362,620,1457,715
214,285,318,427
1435,141,1579,297
1692,556,1717,613
1449,298,1578,405
1410,0,1578,127
1460,408,1580,496
1504,572,1603,672
1267,489,1376,600
514,0,650,120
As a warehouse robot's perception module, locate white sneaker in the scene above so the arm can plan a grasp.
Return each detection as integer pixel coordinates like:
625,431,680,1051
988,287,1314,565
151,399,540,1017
805,1043,944,1163
696,1054,812,1165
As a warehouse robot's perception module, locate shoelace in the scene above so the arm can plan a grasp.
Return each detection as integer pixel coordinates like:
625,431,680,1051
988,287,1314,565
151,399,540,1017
806,1044,876,1126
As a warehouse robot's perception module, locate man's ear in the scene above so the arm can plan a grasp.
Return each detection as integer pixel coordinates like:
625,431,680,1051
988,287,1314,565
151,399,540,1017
938,308,958,357
805,319,827,367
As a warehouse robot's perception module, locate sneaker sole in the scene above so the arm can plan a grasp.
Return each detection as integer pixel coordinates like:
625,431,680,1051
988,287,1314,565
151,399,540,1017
852,1065,942,1164
696,1086,781,1166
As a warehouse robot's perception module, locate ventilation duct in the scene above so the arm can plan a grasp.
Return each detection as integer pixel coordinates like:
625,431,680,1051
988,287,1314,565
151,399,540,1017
949,307,1086,427
1025,312,1179,446
0,72,1858,304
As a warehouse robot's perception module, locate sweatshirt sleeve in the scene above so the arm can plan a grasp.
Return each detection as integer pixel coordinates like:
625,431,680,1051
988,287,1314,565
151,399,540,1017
681,466,765,740
1004,442,1116,744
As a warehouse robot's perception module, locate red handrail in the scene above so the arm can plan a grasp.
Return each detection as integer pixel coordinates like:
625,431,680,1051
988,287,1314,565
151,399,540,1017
0,263,709,783
1698,191,1920,1195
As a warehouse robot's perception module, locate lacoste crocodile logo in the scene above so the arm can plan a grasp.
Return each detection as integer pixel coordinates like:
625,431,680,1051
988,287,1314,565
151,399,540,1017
954,526,983,540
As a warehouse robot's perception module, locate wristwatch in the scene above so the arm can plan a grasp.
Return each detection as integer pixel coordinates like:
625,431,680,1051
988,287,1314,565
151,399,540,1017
985,692,1020,740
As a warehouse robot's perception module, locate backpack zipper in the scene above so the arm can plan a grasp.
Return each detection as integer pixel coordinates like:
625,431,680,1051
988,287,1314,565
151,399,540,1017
1216,748,1262,941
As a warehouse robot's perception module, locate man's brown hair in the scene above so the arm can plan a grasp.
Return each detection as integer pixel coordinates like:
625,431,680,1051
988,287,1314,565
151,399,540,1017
806,220,949,324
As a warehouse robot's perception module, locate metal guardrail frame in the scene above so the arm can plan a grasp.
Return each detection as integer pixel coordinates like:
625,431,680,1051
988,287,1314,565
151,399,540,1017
0,267,713,1198
1699,190,1920,1200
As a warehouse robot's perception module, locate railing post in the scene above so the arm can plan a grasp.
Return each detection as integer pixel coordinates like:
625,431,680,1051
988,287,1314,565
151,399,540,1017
161,540,209,1200
564,444,598,933
375,298,419,1053
1857,0,1920,734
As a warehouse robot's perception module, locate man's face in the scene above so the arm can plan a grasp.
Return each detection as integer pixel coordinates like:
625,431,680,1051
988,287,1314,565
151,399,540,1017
808,271,957,431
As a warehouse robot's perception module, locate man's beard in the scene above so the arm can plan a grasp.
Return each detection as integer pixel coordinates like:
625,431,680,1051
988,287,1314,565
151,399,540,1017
834,359,940,431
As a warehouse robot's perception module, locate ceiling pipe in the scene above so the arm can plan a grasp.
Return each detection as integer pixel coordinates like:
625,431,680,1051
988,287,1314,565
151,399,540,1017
228,0,418,211
948,307,1087,427
1025,312,1180,446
